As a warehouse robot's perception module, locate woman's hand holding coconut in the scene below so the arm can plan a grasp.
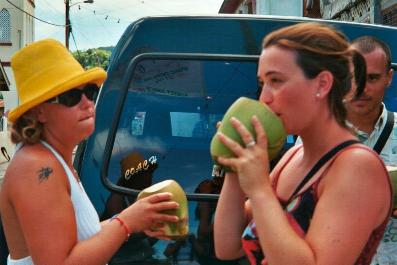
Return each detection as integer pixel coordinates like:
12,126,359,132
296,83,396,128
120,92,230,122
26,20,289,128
119,192,180,239
216,116,271,196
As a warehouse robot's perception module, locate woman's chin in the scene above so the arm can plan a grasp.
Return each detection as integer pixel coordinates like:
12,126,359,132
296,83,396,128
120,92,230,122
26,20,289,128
77,124,95,139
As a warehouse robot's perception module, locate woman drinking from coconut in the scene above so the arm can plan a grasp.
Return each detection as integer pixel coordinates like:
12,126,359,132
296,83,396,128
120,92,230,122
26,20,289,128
214,22,392,265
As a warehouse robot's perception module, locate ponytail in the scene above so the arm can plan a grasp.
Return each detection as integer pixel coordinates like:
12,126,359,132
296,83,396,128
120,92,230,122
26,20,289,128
351,49,366,99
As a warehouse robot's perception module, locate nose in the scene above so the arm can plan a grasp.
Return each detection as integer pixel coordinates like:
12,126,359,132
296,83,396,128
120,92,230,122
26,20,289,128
80,93,94,108
259,83,273,105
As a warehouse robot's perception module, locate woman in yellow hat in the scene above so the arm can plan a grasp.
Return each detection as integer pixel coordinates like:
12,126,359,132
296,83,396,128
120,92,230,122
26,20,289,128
0,39,179,265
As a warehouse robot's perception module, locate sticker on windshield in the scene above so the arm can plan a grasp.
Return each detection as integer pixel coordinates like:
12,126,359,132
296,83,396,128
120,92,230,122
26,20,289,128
131,111,146,136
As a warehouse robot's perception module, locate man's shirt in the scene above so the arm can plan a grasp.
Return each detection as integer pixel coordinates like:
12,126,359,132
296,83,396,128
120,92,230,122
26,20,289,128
346,103,397,166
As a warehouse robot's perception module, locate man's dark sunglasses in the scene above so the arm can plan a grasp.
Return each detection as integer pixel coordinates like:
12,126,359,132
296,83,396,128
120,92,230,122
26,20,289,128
48,84,99,107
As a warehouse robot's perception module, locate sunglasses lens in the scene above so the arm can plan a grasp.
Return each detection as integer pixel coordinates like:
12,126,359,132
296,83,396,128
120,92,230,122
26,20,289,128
48,84,99,107
57,89,82,107
84,84,99,101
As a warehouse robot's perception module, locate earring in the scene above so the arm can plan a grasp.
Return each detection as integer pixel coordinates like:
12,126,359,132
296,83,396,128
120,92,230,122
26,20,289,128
316,92,320,98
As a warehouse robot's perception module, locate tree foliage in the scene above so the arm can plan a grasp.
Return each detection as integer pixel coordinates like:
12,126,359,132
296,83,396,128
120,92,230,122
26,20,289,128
72,47,113,70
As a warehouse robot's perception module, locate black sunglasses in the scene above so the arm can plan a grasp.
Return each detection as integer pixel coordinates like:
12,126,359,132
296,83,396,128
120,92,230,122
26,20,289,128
48,84,99,107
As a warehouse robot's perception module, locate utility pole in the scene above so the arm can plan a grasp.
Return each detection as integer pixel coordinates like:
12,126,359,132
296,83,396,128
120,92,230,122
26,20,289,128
65,0,70,49
65,0,94,50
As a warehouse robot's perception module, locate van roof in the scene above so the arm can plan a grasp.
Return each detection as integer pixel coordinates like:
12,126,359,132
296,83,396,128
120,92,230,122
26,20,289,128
108,15,397,75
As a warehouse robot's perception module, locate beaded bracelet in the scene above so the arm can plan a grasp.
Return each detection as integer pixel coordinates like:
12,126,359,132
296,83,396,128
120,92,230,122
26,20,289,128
110,214,131,241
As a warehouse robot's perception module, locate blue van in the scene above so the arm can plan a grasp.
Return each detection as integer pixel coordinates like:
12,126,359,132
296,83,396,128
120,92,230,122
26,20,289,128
73,15,397,265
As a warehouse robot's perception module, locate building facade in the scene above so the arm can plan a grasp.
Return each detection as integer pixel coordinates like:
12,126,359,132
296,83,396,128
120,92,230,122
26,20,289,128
219,0,303,16
219,0,397,27
320,0,397,26
0,0,34,114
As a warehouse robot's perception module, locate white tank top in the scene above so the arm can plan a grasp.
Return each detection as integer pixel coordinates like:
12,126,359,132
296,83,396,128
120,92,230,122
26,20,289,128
7,141,101,265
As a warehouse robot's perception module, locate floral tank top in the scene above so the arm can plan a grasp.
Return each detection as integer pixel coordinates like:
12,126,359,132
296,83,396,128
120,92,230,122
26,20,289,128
241,144,392,265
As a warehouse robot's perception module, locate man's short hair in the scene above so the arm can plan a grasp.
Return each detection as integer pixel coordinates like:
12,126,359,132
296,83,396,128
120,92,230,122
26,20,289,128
352,36,392,71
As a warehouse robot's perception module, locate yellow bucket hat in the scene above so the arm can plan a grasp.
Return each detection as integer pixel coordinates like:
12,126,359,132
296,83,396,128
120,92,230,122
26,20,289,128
8,38,107,123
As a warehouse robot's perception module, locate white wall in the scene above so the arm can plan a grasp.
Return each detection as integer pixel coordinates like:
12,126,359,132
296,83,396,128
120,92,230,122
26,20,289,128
0,0,34,114
234,0,303,16
256,0,303,16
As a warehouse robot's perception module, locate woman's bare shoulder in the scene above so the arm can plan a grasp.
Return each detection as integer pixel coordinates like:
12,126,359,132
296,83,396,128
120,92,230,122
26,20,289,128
319,144,391,226
322,144,390,209
3,143,68,198
324,144,387,187
333,145,385,177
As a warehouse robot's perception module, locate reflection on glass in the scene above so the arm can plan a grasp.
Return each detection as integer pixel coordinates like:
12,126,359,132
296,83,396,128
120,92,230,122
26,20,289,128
162,177,240,265
110,58,258,191
170,112,223,138
131,60,204,97
106,58,257,264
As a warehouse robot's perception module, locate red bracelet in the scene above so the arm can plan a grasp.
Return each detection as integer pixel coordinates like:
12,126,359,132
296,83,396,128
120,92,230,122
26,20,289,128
111,215,131,240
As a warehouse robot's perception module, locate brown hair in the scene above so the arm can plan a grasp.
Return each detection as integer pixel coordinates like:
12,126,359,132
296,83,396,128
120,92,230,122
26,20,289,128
352,35,392,71
10,113,43,145
263,22,366,127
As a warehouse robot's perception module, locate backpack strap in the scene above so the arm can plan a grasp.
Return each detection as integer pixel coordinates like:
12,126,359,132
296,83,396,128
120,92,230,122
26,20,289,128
373,111,394,154
289,139,360,200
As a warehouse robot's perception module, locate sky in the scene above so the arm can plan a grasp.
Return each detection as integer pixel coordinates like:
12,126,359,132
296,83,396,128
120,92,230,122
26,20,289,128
35,0,225,51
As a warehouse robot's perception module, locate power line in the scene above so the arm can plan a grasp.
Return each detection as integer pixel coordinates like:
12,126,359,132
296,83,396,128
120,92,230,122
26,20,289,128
90,9,114,37
6,0,66,27
70,30,102,69
70,30,81,57
71,26,96,49
78,5,126,24
41,0,63,15
80,1,141,20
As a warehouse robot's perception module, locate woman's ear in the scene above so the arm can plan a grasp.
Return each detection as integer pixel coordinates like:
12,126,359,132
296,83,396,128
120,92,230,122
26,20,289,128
315,70,333,99
32,105,47,123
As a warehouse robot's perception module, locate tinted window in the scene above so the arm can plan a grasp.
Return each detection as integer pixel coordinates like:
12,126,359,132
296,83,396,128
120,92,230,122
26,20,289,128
106,58,258,194
101,58,257,264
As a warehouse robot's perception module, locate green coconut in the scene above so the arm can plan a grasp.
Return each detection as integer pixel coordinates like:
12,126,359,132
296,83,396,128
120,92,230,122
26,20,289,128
386,166,397,209
137,179,188,239
210,97,286,170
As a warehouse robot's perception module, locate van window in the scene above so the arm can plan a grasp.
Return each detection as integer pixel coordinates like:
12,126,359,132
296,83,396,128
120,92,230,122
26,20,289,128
106,58,258,195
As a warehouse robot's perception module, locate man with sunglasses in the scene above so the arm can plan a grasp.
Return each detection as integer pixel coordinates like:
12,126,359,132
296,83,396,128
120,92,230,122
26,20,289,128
0,39,180,265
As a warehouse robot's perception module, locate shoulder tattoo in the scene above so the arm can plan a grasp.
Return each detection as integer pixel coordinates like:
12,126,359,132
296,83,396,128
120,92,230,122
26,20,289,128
37,167,53,183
